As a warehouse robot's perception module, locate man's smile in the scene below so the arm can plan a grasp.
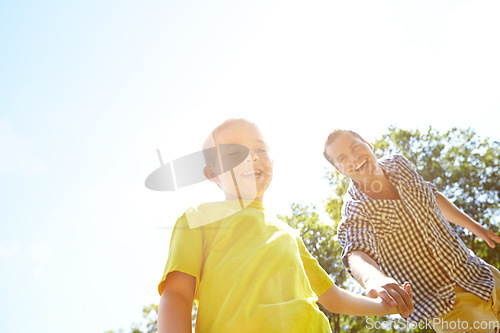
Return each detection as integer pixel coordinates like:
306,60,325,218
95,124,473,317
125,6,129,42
355,159,367,172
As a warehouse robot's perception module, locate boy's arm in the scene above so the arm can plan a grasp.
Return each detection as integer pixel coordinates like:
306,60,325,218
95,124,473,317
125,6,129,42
346,251,413,318
317,281,412,317
435,191,500,248
158,271,196,333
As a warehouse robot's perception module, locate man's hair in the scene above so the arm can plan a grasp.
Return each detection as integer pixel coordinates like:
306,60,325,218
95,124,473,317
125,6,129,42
202,118,258,168
323,129,365,165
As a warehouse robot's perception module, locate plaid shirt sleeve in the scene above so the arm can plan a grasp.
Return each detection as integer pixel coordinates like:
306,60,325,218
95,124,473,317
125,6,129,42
394,154,439,196
426,180,438,196
337,201,379,273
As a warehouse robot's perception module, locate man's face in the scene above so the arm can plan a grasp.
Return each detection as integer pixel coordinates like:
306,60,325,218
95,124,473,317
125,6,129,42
210,122,273,202
325,132,377,181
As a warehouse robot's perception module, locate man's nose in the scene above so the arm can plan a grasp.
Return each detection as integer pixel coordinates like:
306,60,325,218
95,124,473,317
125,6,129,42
247,152,259,162
346,155,356,170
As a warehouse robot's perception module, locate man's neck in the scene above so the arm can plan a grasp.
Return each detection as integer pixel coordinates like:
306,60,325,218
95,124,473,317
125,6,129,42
355,168,400,200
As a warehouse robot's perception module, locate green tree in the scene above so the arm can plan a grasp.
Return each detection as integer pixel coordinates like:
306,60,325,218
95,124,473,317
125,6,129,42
142,303,159,333
117,126,499,333
373,126,500,267
280,126,499,332
279,174,393,333
104,304,158,333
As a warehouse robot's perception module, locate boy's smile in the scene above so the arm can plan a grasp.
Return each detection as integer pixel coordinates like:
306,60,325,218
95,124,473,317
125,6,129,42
240,169,263,180
209,122,273,202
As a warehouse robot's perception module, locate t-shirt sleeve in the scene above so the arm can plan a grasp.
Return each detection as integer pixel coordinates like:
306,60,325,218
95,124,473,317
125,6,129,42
157,213,203,296
337,204,379,273
296,236,334,297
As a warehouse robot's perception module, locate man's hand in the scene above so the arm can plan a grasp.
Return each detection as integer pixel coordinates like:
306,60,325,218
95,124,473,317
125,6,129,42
365,277,414,318
469,224,500,248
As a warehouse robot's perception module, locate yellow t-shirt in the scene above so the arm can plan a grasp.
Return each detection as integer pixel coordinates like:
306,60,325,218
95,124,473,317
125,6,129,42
158,201,334,333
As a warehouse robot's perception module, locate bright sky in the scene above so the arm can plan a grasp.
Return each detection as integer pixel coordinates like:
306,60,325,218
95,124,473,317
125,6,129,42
1,1,499,332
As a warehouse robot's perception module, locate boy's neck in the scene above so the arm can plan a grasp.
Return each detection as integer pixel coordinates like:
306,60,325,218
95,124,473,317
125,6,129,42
225,194,264,203
221,198,264,211
224,196,264,207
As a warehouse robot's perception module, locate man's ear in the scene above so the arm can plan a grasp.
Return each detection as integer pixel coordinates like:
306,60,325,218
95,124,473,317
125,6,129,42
203,166,221,184
365,140,374,151
324,152,344,175
334,165,344,176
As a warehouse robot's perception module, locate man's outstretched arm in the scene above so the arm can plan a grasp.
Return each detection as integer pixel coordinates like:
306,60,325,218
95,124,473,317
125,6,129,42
436,192,500,248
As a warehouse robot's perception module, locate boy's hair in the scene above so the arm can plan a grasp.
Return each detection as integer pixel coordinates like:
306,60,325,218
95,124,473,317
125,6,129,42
202,118,258,168
323,129,365,166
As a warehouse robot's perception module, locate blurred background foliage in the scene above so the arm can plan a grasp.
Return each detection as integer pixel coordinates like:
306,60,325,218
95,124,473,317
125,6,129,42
107,126,499,332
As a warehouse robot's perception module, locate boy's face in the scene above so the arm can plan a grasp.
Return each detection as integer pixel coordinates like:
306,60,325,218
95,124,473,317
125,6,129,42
208,122,273,202
325,132,377,181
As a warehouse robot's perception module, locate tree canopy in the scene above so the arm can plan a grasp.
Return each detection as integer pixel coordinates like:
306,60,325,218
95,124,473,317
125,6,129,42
279,126,499,332
110,126,499,333
373,126,500,263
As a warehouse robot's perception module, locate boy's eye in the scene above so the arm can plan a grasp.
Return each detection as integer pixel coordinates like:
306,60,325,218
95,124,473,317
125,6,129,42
217,144,249,171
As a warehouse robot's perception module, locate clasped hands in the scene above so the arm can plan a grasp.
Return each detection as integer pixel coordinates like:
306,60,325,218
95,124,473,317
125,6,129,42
365,277,414,318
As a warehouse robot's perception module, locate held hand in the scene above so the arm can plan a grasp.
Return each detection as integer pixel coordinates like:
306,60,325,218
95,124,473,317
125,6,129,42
374,282,413,317
365,278,414,318
470,224,500,248
402,282,413,299
374,296,399,316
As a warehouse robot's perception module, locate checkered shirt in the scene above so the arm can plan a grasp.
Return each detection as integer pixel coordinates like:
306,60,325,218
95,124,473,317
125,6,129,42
337,154,494,322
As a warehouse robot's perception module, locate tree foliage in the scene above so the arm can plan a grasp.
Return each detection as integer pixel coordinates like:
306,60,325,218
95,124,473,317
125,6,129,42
104,304,158,333
117,126,499,333
279,126,499,332
279,173,394,332
373,126,500,265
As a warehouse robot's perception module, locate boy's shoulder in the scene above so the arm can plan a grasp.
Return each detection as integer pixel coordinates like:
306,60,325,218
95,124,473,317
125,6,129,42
264,212,297,232
181,201,278,229
180,201,242,229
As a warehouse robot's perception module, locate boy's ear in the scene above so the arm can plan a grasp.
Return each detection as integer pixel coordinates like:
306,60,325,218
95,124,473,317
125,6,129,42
203,166,221,184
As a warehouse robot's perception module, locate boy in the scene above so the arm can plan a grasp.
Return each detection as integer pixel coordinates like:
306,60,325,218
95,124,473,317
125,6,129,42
157,119,408,333
323,129,500,332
